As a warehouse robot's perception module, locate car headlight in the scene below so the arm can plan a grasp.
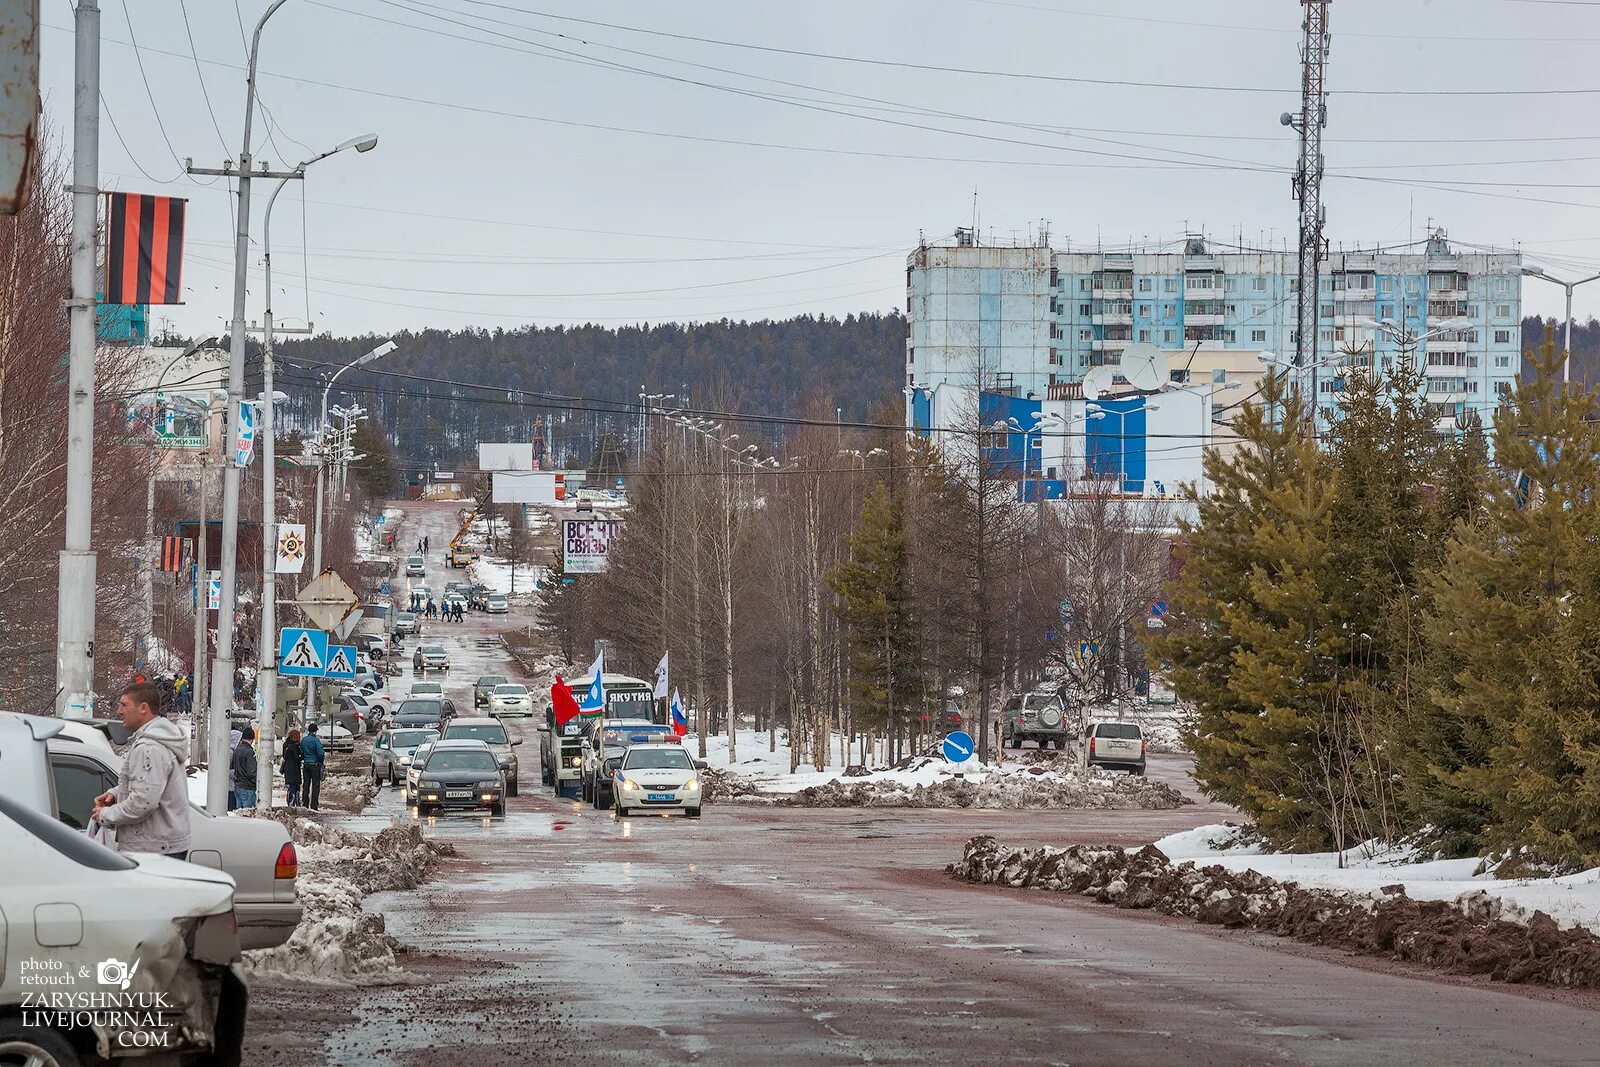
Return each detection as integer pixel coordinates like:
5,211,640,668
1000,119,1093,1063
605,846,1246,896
476,780,502,790
683,778,700,791
621,778,639,791
568,756,582,767
420,780,442,789
400,755,413,765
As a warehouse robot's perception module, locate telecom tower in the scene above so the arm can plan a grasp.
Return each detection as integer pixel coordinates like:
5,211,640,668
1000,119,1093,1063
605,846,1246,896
1284,0,1331,409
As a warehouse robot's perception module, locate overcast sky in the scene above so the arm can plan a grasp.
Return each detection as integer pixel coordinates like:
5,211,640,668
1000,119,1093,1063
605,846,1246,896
38,0,1600,338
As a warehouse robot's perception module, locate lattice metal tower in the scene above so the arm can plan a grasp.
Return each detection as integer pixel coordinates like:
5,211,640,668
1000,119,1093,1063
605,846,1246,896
1285,0,1331,403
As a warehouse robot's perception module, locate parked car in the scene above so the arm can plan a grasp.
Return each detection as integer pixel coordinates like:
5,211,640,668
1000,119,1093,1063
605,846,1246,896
475,674,508,707
371,726,441,786
441,717,521,795
405,553,426,577
414,644,451,673
484,594,509,614
613,742,704,818
1085,721,1147,774
391,697,457,731
337,690,386,735
1003,690,1070,749
394,610,421,637
488,682,533,718
443,591,468,614
0,793,248,1067
352,667,386,692
3,713,302,950
411,739,506,816
307,718,357,753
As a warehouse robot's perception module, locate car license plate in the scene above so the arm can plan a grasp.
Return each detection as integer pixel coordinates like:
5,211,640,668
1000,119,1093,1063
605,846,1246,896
446,790,470,798
647,792,674,801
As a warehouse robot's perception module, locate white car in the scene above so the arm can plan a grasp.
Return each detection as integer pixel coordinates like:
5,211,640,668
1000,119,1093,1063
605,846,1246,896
405,553,426,576
484,594,509,614
613,742,704,818
488,683,532,717
411,680,445,699
404,740,438,800
4,713,303,950
0,793,248,1067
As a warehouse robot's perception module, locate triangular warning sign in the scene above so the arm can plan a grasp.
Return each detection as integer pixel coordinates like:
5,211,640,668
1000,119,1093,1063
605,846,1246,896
283,632,324,670
325,647,353,676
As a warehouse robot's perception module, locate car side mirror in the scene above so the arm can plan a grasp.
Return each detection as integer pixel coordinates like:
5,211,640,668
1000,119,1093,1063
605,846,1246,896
511,739,522,746
694,759,708,771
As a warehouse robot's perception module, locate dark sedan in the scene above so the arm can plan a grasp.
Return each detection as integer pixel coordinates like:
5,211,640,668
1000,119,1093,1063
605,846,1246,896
412,739,506,816
591,755,624,809
390,697,457,731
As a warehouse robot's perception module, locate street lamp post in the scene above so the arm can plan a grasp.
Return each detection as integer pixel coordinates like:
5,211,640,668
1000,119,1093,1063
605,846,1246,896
1521,265,1600,384
257,134,377,810
312,344,395,574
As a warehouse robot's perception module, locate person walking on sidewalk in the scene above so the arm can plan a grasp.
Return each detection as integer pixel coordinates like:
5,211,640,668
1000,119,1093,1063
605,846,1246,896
230,726,258,809
281,728,304,806
91,683,192,859
301,723,327,810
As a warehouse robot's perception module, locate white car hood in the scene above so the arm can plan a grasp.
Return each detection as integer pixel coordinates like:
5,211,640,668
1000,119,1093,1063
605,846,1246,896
625,770,691,787
129,853,238,893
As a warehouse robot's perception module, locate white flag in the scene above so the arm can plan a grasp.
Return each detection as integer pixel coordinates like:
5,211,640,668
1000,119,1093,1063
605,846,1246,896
653,652,669,699
275,523,307,573
580,648,605,712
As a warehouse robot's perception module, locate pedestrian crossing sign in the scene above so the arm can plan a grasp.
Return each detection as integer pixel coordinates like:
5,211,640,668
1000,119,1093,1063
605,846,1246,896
278,627,329,677
325,645,357,679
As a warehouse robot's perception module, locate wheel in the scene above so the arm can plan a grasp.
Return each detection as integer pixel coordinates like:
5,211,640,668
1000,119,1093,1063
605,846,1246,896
615,804,629,816
687,807,702,818
490,802,505,817
389,767,399,786
592,786,607,810
0,1020,82,1067
373,768,383,785
508,779,519,797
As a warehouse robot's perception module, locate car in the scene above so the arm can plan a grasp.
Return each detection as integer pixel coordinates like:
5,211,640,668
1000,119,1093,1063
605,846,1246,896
403,740,438,799
582,719,677,803
414,584,435,604
475,674,508,707
0,792,248,1067
488,682,533,718
1085,721,1147,774
484,594,509,614
441,717,521,795
591,754,625,808
613,742,704,817
306,718,356,752
412,739,506,815
338,689,388,734
410,680,445,699
391,696,457,731
405,553,426,577
443,591,468,613
352,667,386,692
5,713,302,950
1003,690,1070,750
394,610,421,637
466,584,492,610
371,726,441,786
354,632,389,660
414,643,451,673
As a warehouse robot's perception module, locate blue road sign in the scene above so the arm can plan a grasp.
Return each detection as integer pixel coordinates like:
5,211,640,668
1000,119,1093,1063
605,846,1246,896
375,514,386,525
278,627,329,677
1077,640,1100,665
380,581,393,596
324,645,358,680
1151,599,1169,618
942,730,975,763
1058,599,1074,625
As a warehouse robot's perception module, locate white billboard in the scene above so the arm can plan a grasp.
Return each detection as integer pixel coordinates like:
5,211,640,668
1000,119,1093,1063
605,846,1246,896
492,471,559,504
479,442,533,472
563,517,621,574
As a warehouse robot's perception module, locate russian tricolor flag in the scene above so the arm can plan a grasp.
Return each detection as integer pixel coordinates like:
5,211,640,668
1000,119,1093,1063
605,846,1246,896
670,688,688,737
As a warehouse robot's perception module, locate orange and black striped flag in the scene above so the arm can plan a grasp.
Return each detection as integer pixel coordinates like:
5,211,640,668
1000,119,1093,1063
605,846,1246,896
160,535,187,572
105,193,186,305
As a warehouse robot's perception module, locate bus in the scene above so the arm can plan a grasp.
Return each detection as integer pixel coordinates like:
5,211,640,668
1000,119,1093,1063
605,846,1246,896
541,673,656,796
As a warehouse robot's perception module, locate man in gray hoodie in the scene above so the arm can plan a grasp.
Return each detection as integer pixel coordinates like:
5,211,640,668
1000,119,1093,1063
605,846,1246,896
92,682,192,859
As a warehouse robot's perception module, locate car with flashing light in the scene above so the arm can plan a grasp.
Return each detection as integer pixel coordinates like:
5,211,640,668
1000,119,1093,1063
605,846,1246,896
540,672,657,797
489,682,533,718
1085,721,1147,775
371,726,441,787
474,674,508,707
414,643,451,673
411,739,506,816
613,742,704,817
441,716,521,795
582,719,677,804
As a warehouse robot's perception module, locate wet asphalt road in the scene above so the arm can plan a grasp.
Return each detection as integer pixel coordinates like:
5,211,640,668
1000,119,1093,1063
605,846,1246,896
248,503,1600,1066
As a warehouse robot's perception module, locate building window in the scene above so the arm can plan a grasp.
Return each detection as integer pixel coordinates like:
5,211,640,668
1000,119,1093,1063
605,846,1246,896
1211,403,1227,422
1251,329,1267,343
1253,276,1267,292
1165,305,1177,320
1163,278,1177,292
1494,329,1512,344
1050,267,1059,288
908,347,915,364
1079,303,1091,316
1138,329,1150,342
1320,328,1333,342
1252,304,1266,317
1495,355,1510,368
1496,303,1512,318
1379,304,1393,319
1164,329,1177,343
981,430,1010,450
1224,277,1237,292
1138,304,1151,316
1212,367,1227,384
1049,347,1059,365
1320,303,1335,319
1080,329,1092,342
1049,373,1058,387
1138,278,1152,292
1496,381,1513,396
1049,323,1059,339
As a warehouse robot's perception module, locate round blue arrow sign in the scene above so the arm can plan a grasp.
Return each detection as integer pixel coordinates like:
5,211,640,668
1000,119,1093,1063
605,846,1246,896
942,730,975,763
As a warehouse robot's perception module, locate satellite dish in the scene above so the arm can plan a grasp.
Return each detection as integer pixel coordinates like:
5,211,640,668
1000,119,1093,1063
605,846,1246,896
1082,365,1116,400
1120,343,1169,393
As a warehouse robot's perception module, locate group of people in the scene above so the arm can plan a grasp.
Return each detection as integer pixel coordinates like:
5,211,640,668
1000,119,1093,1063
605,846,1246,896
416,536,430,553
225,721,328,810
411,591,466,622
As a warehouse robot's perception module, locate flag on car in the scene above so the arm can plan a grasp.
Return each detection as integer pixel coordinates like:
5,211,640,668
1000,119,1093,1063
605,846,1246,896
104,192,187,305
670,688,688,737
551,675,581,728
579,649,605,716
653,652,669,699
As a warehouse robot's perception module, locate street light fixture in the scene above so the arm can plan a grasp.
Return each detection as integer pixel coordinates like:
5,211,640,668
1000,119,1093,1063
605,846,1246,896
1522,263,1600,384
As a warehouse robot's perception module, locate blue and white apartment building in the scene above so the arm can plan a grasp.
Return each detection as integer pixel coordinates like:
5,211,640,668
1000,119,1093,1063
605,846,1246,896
905,227,1522,499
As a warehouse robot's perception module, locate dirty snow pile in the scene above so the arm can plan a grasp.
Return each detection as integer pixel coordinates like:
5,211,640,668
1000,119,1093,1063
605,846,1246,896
766,756,1189,809
950,834,1600,988
242,814,454,983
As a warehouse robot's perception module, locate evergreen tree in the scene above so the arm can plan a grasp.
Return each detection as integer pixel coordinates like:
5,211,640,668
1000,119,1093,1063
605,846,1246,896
349,416,399,501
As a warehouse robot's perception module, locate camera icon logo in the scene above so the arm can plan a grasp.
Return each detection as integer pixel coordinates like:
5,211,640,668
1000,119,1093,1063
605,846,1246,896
96,958,139,990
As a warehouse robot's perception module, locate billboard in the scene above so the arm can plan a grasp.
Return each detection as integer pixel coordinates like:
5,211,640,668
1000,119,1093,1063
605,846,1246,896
493,471,560,504
563,517,621,574
479,442,533,471
129,390,210,449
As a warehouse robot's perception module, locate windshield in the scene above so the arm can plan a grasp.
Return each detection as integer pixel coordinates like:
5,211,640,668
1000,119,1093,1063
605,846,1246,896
367,604,390,621
494,685,527,696
607,689,655,719
478,676,507,689
1094,723,1142,739
623,747,693,771
0,795,137,871
426,750,499,773
407,556,423,565
397,699,444,718
397,612,416,622
422,646,446,655
392,729,439,748
487,596,506,604
445,724,509,744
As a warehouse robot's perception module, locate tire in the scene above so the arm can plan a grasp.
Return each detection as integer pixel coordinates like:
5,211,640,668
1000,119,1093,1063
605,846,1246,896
0,1020,83,1067
687,807,702,818
389,767,399,786
508,779,519,797
490,802,505,817
615,802,628,816
373,768,383,785
592,787,606,810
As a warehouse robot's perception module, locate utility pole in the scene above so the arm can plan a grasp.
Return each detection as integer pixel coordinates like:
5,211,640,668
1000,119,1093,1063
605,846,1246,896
1286,0,1331,423
190,452,210,766
57,0,99,718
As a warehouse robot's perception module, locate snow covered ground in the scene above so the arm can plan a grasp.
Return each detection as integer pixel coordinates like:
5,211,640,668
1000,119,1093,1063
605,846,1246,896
1156,824,1600,932
467,556,543,598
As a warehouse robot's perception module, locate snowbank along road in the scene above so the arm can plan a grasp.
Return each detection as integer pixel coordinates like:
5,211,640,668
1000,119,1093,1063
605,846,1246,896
243,501,1600,1067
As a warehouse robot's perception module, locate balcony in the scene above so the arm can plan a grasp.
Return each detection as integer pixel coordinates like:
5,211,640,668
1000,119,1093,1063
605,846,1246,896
1185,313,1225,327
1093,286,1133,300
1092,312,1132,326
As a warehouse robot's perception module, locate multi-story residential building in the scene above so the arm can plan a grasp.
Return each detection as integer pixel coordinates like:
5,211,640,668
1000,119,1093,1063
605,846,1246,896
906,227,1522,430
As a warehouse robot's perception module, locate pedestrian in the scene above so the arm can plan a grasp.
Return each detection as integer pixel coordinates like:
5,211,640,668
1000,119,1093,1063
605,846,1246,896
226,726,243,810
231,725,259,809
453,601,463,623
91,682,192,859
282,727,304,806
424,535,430,552
301,723,327,811
427,598,437,619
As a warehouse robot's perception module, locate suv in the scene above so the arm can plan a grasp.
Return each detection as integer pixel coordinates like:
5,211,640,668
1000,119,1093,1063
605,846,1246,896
442,716,521,795
414,643,451,673
1003,690,1070,750
581,719,676,804
475,674,508,707
1085,721,1146,774
393,610,421,637
405,554,426,577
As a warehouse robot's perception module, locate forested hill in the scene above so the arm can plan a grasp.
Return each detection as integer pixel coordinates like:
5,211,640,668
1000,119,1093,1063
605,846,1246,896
272,313,906,469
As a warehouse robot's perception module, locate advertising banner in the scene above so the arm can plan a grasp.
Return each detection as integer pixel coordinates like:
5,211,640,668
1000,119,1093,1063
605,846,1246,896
562,517,621,574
